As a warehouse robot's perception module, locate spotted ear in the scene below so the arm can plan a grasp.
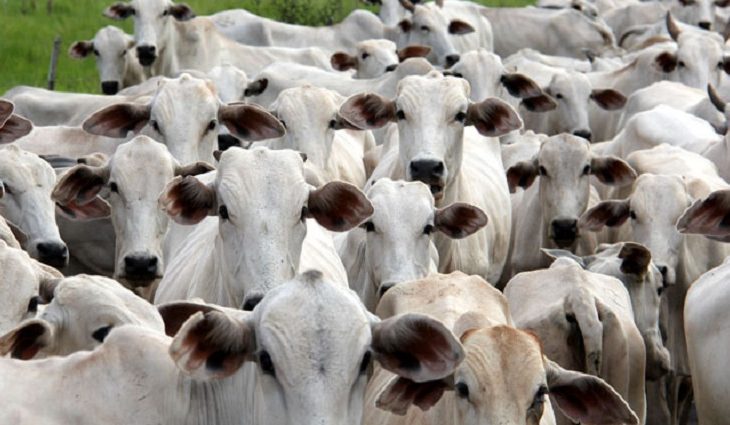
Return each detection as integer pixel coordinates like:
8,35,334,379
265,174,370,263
448,19,475,35
103,2,135,20
506,158,539,193
466,97,522,137
0,319,54,360
219,103,285,141
168,3,196,21
676,189,730,238
590,156,636,186
339,93,397,130
0,114,33,144
521,94,558,113
331,52,358,71
435,203,488,239
244,79,268,97
306,181,373,231
398,45,431,62
52,164,112,220
654,51,678,73
174,161,215,177
376,375,453,415
157,301,219,337
590,89,626,111
579,199,631,231
83,102,151,138
69,40,94,59
500,73,543,99
618,242,651,276
159,176,217,225
0,99,13,127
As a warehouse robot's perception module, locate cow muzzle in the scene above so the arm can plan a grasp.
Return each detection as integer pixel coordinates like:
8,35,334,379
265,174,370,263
136,45,157,66
101,81,120,95
409,159,445,199
35,241,69,268
123,254,159,286
550,218,578,248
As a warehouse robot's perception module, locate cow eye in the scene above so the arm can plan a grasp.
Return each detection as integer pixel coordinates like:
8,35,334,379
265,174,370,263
555,93,564,99
718,61,725,69
27,296,39,313
151,120,162,134
582,165,591,175
455,382,469,399
657,286,664,296
396,110,406,120
538,165,548,177
93,49,100,56
3,182,12,195
359,351,372,375
219,205,229,220
363,221,375,232
328,119,337,129
207,120,217,132
109,182,119,193
455,111,466,123
678,61,686,68
420,25,430,32
92,325,113,343
161,9,169,16
630,210,637,220
361,53,370,60
259,351,276,376
301,206,309,221
423,224,434,235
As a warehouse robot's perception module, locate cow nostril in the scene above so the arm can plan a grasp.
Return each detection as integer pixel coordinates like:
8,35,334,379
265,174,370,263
385,64,397,72
698,21,711,30
123,255,159,282
445,54,460,68
242,295,263,311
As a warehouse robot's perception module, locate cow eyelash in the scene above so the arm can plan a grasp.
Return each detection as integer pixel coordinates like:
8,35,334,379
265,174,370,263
455,111,466,123
219,205,229,220
423,224,434,235
109,182,119,193
455,382,469,400
259,351,276,376
582,165,591,175
629,210,637,220
420,25,430,32
206,120,217,132
3,182,12,195
396,110,406,120
151,120,162,135
328,119,337,129
538,166,548,177
363,221,375,232
361,53,370,59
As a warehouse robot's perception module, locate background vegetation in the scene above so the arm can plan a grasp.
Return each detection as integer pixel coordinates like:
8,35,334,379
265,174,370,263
0,0,532,94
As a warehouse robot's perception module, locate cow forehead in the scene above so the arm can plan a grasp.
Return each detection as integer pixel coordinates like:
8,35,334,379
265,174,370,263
95,26,127,50
130,0,168,14
397,75,470,110
358,39,396,53
368,180,434,222
113,136,175,171
276,86,341,120
631,175,688,211
539,135,590,164
0,147,55,187
549,71,591,94
153,76,219,115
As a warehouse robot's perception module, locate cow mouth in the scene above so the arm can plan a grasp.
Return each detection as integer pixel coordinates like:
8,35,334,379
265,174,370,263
551,237,577,249
138,55,156,67
430,184,444,200
120,275,159,288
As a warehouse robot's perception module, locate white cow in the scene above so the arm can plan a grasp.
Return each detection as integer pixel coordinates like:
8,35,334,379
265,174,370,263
69,25,145,95
505,257,647,425
337,178,487,310
51,136,213,289
154,147,373,310
0,274,164,358
504,134,636,279
330,40,431,79
103,0,333,77
339,72,523,283
366,271,640,425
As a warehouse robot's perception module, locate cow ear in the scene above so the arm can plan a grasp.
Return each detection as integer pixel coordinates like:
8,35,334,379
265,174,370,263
174,161,215,177
306,181,373,231
339,93,397,130
52,164,110,206
591,89,627,110
170,311,255,380
243,78,268,97
83,102,151,138
0,319,54,360
590,156,636,186
506,159,539,193
0,115,33,144
654,51,678,73
676,189,730,237
448,19,475,35
521,94,558,113
398,45,431,62
546,359,639,425
618,242,651,276
376,375,453,415
219,103,285,141
168,3,195,21
398,19,413,33
56,197,111,221
0,100,13,126
435,202,488,239
157,301,218,337
500,73,542,99
159,175,217,225
331,52,358,71
103,2,135,20
69,41,94,59
466,97,522,137
541,248,589,268
372,313,464,382
579,200,631,231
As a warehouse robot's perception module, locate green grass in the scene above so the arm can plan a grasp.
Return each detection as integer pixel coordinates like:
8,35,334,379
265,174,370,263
0,0,533,95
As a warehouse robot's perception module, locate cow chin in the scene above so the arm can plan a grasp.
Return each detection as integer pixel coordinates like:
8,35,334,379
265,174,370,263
551,237,577,249
118,275,159,289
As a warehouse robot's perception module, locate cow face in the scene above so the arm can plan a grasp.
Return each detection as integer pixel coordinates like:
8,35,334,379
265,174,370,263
669,0,720,29
159,148,373,310
169,271,463,425
360,179,487,305
332,40,402,79
0,146,68,268
104,0,195,67
339,74,521,201
507,135,635,248
52,136,213,288
0,275,164,359
395,4,474,67
70,26,136,94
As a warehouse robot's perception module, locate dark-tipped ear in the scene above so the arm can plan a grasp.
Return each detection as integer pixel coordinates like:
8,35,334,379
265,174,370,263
103,2,135,20
330,52,358,71
52,164,110,206
590,156,637,186
542,248,588,268
448,19,475,35
676,189,730,237
666,12,681,41
83,102,151,138
159,175,217,225
708,84,727,113
219,103,285,141
546,359,639,425
500,73,542,99
69,40,94,59
591,89,627,110
0,115,33,144
579,200,631,231
168,3,195,20
339,93,397,130
435,203,488,239
244,78,268,97
175,161,215,177
0,100,13,127
157,301,218,337
466,97,522,137
169,311,255,380
654,51,678,73
398,45,431,62
376,375,452,415
398,19,413,33
521,94,558,113
0,320,54,360
506,159,539,193
618,242,651,276
56,198,111,221
306,181,373,231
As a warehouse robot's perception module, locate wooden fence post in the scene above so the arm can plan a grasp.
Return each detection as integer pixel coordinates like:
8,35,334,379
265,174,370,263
47,36,61,90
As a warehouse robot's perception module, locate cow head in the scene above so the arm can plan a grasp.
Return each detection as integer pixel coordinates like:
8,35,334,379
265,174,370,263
69,26,137,94
0,99,33,144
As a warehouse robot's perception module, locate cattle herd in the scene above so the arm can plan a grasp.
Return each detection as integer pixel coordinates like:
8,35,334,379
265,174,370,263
3,0,730,423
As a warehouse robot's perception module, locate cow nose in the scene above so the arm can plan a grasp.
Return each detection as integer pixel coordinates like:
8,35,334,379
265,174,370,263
445,54,461,68
123,255,159,283
136,45,157,66
101,81,119,95
242,294,264,311
698,21,711,30
385,64,397,72
573,129,592,141
36,242,69,268
409,160,444,181
551,219,578,248
218,134,241,151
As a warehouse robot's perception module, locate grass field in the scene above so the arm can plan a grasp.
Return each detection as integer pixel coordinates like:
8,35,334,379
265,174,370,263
0,0,533,94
